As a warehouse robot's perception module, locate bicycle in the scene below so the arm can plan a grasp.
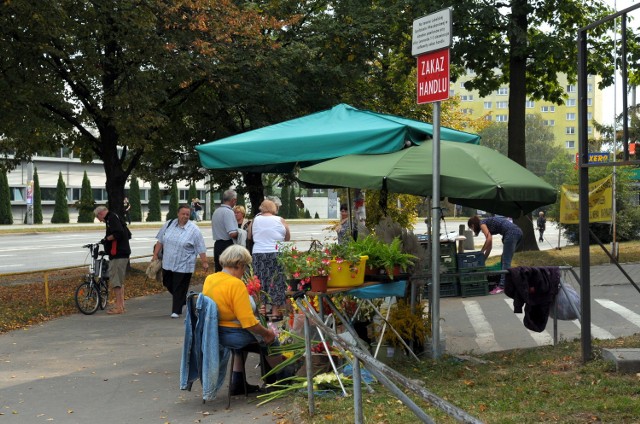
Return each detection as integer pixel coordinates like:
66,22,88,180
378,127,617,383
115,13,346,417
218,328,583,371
75,242,110,315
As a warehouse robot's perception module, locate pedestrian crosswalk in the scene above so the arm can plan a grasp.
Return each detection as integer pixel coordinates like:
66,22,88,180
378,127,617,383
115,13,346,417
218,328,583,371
441,294,640,354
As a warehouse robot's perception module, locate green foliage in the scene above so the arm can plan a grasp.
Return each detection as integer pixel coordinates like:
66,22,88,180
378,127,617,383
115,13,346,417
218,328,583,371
146,179,161,222
167,180,179,221
350,235,417,275
33,168,42,224
478,115,565,177
0,170,13,225
128,176,142,222
288,186,297,218
364,191,420,231
51,172,69,224
76,171,95,223
280,186,290,218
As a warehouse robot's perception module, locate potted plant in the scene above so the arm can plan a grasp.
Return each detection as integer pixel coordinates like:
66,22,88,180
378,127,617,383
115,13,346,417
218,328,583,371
381,299,431,356
277,242,332,291
351,235,417,278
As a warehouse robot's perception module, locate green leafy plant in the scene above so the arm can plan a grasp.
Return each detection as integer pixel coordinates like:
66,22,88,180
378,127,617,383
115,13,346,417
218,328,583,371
351,235,417,275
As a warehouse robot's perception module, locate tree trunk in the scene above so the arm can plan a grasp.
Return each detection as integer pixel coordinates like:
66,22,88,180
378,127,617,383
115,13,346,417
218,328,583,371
509,0,538,252
100,129,128,219
243,172,265,217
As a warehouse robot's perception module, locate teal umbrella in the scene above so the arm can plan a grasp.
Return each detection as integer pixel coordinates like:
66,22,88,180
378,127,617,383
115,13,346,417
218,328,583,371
196,104,480,172
298,140,557,217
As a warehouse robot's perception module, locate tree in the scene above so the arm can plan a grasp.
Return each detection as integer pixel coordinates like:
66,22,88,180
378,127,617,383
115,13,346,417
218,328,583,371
448,0,613,250
33,167,43,224
147,179,161,222
51,172,69,224
76,171,95,223
0,169,12,225
0,1,289,220
128,176,142,222
167,180,179,221
288,186,298,218
478,115,565,178
279,186,290,218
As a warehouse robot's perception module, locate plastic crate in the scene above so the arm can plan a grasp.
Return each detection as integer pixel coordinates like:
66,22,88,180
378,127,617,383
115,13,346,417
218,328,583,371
457,251,485,270
440,241,457,258
460,280,489,297
439,254,457,273
460,272,488,285
426,281,460,298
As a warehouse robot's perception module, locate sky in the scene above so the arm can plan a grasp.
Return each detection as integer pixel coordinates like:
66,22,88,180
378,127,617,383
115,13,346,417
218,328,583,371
601,0,639,126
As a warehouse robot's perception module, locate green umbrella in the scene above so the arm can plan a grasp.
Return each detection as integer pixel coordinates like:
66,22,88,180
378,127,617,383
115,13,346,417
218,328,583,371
196,104,480,172
298,140,557,217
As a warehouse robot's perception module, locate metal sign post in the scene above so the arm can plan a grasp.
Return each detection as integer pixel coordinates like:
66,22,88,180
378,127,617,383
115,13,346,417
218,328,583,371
413,7,451,359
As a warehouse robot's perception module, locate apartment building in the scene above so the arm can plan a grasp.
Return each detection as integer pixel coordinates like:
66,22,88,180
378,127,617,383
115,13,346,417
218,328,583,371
453,73,603,154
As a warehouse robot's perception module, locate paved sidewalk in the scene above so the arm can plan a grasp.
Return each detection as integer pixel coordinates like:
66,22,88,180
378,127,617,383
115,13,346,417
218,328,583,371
0,287,291,424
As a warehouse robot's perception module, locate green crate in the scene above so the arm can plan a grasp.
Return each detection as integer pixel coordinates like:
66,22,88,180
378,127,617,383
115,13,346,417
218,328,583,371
426,274,460,298
440,254,457,273
459,272,488,285
460,280,489,297
440,241,457,258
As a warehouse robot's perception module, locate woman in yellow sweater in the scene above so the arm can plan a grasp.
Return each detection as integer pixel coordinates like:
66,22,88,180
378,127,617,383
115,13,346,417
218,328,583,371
202,245,276,395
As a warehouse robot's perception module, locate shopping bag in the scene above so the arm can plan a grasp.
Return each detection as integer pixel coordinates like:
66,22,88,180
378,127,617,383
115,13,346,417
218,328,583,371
550,284,580,320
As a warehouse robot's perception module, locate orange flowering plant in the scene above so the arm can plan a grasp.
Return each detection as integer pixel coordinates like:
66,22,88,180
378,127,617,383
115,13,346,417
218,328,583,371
243,265,269,324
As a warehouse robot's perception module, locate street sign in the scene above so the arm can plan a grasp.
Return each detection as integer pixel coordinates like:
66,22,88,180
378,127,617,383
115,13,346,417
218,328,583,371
417,49,450,104
412,8,452,56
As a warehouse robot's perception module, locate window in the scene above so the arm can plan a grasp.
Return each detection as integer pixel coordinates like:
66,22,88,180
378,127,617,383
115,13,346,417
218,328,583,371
497,87,508,95
496,114,508,122
566,98,576,107
587,112,592,120
587,98,593,106
566,140,575,149
92,188,108,202
450,89,455,97
70,188,81,201
483,101,492,109
460,82,466,88
587,84,593,92
461,95,474,101
10,187,24,201
526,101,535,108
462,108,474,114
588,126,593,134
566,127,575,135
566,84,577,93
566,113,576,120
543,120,555,126
496,101,508,109
41,188,58,201
541,105,556,112
484,115,492,121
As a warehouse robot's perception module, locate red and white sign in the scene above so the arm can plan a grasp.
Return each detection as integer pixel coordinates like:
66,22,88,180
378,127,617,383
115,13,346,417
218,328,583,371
417,48,450,104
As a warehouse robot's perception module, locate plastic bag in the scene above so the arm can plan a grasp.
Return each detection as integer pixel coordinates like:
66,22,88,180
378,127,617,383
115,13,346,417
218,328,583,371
550,284,580,321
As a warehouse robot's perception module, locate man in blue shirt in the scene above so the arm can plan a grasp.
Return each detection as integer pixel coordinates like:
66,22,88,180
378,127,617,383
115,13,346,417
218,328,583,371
211,189,239,272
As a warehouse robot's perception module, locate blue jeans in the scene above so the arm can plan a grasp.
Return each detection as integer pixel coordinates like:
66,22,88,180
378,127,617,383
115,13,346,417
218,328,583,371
500,233,522,288
218,326,279,355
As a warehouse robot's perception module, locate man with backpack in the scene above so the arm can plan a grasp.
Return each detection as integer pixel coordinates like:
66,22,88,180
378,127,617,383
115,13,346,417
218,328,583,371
94,205,131,315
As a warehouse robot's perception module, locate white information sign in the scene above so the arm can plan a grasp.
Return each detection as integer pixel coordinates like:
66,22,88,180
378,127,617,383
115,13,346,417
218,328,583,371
412,8,452,56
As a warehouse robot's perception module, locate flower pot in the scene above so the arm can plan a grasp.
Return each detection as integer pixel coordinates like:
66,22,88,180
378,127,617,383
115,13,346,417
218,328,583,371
310,275,329,293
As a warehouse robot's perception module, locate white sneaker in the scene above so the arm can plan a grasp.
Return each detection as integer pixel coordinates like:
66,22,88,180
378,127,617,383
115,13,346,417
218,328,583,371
170,313,179,318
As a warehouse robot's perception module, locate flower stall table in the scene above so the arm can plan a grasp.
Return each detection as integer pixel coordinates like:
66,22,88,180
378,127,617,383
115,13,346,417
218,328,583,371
290,279,420,422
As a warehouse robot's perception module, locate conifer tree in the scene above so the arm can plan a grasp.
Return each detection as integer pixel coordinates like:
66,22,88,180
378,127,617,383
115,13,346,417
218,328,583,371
279,186,290,218
147,179,161,221
288,186,297,218
51,172,69,223
312,210,318,219
128,176,142,222
188,182,197,220
167,180,179,220
33,167,42,224
77,171,95,223
0,169,13,225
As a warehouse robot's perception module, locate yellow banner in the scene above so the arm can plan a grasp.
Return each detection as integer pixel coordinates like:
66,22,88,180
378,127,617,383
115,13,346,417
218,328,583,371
559,175,613,224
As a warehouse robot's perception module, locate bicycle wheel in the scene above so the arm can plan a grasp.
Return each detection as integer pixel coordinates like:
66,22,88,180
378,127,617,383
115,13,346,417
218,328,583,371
99,280,109,310
75,281,99,315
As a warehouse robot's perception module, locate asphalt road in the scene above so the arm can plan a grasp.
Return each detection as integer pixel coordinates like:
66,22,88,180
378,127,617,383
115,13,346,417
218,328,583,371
0,219,568,275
